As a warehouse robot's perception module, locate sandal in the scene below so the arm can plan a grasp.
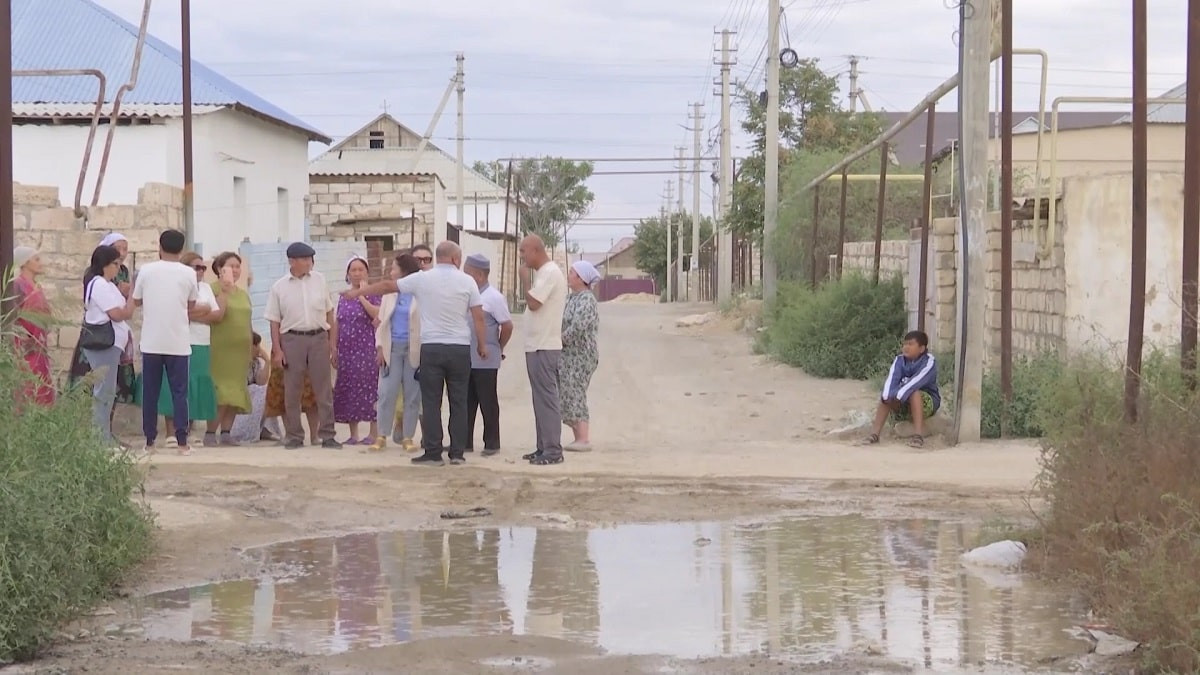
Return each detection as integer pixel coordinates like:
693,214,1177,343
522,450,542,461
908,435,925,449
860,433,880,445
529,455,563,466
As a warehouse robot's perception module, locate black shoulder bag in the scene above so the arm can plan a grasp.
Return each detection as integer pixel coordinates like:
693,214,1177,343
78,278,117,351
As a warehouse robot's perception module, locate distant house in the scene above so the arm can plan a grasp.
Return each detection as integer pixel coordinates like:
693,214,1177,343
308,114,516,243
595,237,645,280
10,0,330,254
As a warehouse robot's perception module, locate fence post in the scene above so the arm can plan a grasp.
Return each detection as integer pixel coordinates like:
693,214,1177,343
810,186,821,289
836,170,848,280
873,141,890,284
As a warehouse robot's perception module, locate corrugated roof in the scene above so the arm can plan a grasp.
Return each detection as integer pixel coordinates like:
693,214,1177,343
13,102,223,118
310,147,506,199
1114,82,1187,124
11,0,330,143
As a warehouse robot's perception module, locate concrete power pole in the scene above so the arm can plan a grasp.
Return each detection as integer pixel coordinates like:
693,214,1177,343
676,146,686,302
664,179,675,302
848,56,860,112
717,30,736,304
455,52,465,231
762,0,782,303
951,0,993,444
692,102,703,303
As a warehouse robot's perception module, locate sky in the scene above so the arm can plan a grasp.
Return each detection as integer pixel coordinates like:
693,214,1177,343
99,0,1194,254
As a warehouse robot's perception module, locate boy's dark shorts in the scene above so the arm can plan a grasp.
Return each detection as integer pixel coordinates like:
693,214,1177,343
893,391,937,421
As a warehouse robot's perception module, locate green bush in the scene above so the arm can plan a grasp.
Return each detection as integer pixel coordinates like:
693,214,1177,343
979,353,1063,438
762,274,905,380
0,337,155,662
1034,351,1200,672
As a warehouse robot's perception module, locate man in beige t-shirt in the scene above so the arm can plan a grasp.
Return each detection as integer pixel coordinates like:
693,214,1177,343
518,234,568,465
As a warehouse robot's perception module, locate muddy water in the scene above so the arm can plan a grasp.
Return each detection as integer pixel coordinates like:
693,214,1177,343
129,516,1090,670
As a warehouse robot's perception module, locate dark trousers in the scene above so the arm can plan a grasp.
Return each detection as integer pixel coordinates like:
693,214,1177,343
467,368,501,450
418,343,472,459
142,352,189,445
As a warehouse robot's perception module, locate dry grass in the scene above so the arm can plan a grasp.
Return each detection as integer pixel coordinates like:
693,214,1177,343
1036,352,1200,672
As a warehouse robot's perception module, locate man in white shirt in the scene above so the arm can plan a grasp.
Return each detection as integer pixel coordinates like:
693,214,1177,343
347,241,488,466
517,234,568,466
132,229,198,453
463,254,514,457
265,242,341,451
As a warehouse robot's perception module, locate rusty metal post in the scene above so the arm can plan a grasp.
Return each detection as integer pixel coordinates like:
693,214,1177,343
1000,0,1015,431
836,170,848,280
1183,0,1200,382
1126,0,1149,423
810,186,821,289
872,142,890,284
919,104,936,331
181,0,196,245
0,0,14,320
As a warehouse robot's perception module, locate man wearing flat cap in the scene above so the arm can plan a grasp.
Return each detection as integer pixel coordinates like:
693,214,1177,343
463,253,513,456
265,242,341,450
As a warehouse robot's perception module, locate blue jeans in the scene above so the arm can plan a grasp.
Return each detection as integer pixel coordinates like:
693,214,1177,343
376,341,421,441
142,353,190,446
82,346,124,442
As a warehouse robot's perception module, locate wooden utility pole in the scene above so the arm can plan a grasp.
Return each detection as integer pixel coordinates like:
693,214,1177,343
950,0,993,444
0,0,13,317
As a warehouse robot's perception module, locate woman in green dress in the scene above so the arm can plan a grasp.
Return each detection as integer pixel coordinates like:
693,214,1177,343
207,251,253,446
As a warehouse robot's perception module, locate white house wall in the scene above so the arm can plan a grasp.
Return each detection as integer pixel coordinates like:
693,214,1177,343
189,109,313,255
11,121,172,207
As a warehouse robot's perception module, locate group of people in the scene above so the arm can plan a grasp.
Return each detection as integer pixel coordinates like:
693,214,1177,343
7,229,602,466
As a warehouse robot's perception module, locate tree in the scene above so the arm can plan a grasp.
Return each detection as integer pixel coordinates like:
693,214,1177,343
631,212,715,290
469,158,595,249
727,58,887,238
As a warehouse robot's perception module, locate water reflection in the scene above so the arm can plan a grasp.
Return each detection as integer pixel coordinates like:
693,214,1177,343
131,516,1089,668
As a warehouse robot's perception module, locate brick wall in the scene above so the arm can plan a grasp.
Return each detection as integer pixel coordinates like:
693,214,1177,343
11,182,184,371
308,174,438,244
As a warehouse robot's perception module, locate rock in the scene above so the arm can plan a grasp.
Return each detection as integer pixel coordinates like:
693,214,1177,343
1087,629,1139,657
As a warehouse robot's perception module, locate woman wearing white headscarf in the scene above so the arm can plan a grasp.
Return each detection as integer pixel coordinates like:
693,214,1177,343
559,260,601,451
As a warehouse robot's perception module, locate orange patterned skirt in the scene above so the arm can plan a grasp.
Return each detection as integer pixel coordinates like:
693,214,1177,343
264,365,317,417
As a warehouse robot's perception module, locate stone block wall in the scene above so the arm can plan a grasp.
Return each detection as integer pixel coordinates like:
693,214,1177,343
842,240,908,280
11,182,184,371
308,174,439,244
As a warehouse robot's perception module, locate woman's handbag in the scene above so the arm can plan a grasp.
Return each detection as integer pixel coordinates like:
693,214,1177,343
78,278,116,351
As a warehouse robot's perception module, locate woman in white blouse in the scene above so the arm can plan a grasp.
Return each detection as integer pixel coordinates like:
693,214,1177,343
79,244,135,447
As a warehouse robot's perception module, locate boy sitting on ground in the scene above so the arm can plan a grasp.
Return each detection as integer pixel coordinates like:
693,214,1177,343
862,330,940,449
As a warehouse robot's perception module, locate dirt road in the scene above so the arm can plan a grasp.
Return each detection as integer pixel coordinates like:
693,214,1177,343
19,301,1052,674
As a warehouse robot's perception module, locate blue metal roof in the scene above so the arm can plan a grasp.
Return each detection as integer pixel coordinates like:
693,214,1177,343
11,0,330,143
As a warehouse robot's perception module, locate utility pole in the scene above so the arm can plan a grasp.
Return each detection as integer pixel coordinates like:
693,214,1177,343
455,52,465,231
664,180,675,302
762,0,782,302
716,29,736,304
692,102,703,304
676,146,686,302
181,0,195,246
0,0,13,317
848,56,860,112
950,0,993,444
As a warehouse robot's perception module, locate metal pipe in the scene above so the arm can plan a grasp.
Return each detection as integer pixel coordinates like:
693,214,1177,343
92,0,152,208
822,174,924,183
919,103,936,332
1014,49,1050,251
1,0,13,320
1000,0,1014,432
1127,0,1149,424
12,69,107,217
181,0,194,244
836,170,848,280
1183,0,1200,379
1045,96,1185,258
872,142,889,284
810,186,821,289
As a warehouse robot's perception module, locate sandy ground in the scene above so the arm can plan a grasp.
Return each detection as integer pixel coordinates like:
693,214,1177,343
9,302,1060,675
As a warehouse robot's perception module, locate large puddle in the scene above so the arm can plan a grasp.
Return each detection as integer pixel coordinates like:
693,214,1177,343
130,516,1090,670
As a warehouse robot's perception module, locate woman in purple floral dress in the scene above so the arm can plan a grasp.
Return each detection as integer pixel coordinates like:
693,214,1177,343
334,256,382,444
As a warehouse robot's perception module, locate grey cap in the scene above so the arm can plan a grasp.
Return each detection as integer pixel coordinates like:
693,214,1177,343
286,242,316,259
464,253,490,270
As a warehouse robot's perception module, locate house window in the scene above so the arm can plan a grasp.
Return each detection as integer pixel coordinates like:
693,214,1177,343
369,131,385,149
277,188,290,241
233,176,247,233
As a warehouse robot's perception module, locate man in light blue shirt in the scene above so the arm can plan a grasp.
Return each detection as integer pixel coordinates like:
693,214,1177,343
463,254,514,456
346,241,487,466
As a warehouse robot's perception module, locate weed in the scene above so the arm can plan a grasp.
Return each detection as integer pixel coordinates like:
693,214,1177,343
0,339,155,662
